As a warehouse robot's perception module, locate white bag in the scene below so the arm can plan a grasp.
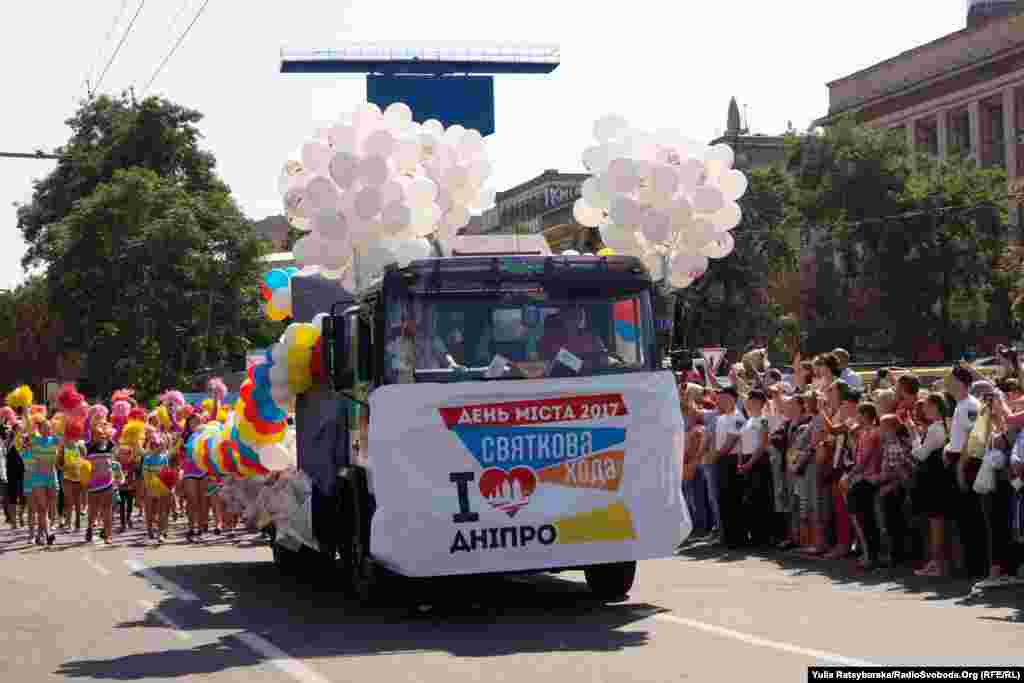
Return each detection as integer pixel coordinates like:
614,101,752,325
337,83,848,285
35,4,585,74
972,452,998,495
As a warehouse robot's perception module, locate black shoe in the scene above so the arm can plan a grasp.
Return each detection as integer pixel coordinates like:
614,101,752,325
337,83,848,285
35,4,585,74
213,528,221,536
47,534,55,546
85,528,93,542
99,529,107,540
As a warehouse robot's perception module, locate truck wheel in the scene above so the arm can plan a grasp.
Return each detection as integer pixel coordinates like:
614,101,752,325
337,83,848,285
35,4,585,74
584,561,637,600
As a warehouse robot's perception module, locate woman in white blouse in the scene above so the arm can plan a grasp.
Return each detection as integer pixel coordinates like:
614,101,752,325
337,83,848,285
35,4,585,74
907,393,952,577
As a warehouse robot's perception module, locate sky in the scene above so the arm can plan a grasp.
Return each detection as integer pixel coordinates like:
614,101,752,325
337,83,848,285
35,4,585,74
0,0,972,290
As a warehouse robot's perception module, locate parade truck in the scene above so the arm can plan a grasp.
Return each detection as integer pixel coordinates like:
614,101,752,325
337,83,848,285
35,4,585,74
273,236,690,603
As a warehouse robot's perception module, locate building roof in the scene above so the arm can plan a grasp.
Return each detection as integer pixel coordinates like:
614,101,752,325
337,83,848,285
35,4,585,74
496,169,590,203
823,10,1024,120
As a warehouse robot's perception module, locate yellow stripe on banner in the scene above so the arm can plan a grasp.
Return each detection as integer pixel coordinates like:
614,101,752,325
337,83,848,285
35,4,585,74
553,501,637,545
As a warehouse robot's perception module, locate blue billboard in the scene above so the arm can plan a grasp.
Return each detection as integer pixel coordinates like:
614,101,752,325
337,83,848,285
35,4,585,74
367,75,495,136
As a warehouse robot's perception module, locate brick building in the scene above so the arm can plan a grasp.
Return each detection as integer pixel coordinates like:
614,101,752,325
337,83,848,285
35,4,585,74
817,0,1024,218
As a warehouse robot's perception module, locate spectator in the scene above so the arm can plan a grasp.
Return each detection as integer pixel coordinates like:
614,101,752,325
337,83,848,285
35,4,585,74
845,402,883,569
895,374,921,421
739,389,773,546
874,388,898,417
778,394,812,550
833,348,864,392
714,385,746,549
877,414,913,566
681,383,710,539
946,366,986,578
823,388,861,560
911,392,953,577
697,392,723,542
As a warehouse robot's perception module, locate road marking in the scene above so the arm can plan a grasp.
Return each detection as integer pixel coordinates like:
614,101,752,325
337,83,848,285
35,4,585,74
83,555,111,576
138,600,192,641
237,632,331,683
124,560,199,602
652,613,876,666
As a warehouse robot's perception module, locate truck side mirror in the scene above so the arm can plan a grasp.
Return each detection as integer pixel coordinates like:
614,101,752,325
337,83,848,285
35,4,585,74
325,303,374,392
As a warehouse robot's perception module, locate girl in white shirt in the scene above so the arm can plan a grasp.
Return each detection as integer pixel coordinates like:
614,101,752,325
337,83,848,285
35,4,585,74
910,393,952,577
739,390,772,545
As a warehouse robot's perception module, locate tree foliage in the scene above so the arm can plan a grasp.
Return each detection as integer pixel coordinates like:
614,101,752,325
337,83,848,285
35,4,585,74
13,94,269,399
788,117,1010,359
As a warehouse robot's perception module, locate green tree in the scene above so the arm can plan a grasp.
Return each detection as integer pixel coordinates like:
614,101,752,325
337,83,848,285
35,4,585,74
14,94,267,399
788,117,1008,359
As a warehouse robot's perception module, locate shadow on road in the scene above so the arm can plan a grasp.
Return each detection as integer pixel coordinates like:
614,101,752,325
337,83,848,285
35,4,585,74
677,541,1022,623
56,559,664,680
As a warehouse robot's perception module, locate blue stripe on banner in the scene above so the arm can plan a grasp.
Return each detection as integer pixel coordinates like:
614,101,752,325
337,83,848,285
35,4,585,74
614,319,638,343
451,426,626,471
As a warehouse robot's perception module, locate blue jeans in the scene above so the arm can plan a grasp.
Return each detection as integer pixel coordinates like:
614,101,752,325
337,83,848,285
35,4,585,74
683,467,710,534
698,463,721,531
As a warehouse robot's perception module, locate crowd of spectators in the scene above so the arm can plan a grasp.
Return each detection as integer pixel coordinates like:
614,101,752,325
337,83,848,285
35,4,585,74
679,346,1024,591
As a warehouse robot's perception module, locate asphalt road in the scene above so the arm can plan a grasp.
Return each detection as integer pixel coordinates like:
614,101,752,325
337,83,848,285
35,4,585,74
0,519,1020,683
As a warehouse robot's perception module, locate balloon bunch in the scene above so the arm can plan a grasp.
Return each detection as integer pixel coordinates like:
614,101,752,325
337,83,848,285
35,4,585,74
574,114,750,290
5,385,33,410
281,101,496,286
261,267,299,322
56,384,85,417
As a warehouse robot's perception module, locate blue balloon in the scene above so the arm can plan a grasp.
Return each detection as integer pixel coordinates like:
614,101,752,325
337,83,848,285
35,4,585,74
264,269,289,290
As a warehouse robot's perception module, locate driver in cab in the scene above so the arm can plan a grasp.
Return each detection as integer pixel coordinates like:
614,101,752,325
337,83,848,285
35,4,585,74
538,307,608,370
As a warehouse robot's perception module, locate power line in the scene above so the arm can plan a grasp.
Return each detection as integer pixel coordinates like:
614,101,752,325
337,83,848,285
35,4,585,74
140,0,212,95
0,152,61,160
86,0,131,96
93,0,148,96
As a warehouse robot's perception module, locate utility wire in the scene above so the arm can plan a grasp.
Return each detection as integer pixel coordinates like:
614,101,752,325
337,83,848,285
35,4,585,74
140,0,212,95
86,0,131,96
93,0,148,96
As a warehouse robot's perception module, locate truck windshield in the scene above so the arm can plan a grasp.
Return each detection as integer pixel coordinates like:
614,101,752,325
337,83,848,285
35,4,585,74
383,290,653,384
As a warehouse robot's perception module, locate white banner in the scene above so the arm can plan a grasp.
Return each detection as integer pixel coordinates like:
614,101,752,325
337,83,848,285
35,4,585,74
366,372,689,577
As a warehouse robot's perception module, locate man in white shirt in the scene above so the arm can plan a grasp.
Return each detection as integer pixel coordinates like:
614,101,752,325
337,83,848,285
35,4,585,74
833,348,864,392
946,365,986,578
714,385,746,548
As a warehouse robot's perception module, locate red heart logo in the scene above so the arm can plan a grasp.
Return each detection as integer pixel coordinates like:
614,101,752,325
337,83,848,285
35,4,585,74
479,467,538,517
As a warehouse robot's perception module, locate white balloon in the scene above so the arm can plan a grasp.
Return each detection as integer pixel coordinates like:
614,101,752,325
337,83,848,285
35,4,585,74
379,180,406,206
381,200,412,229
283,187,309,218
593,114,630,143
717,169,749,202
257,443,295,471
305,176,340,211
443,163,472,191
443,124,466,146
582,145,611,174
311,208,349,242
292,234,328,267
467,158,493,188
692,185,725,214
354,186,383,221
328,152,360,190
705,143,735,169
406,177,438,207
581,176,610,211
357,155,390,188
641,210,672,244
649,163,679,199
352,102,383,129
573,198,604,227
457,130,486,161
605,158,640,195
421,119,444,137
689,219,719,247
328,124,359,154
383,102,414,126
703,232,735,259
677,159,705,193
301,141,333,175
392,139,421,173
712,201,743,232
609,196,643,228
444,204,471,230
277,161,304,197
363,129,396,159
322,235,354,269
668,197,694,230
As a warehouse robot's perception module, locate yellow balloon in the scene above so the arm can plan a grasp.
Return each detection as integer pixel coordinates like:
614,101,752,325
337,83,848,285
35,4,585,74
597,247,617,256
266,302,288,322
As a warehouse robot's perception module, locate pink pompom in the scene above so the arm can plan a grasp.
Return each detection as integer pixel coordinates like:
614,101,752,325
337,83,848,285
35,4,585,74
111,400,131,420
207,378,228,402
161,390,186,409
88,404,109,422
0,406,16,425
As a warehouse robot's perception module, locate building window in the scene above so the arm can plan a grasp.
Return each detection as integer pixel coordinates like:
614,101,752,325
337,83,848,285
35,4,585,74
981,96,1005,170
914,118,939,157
947,109,971,158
